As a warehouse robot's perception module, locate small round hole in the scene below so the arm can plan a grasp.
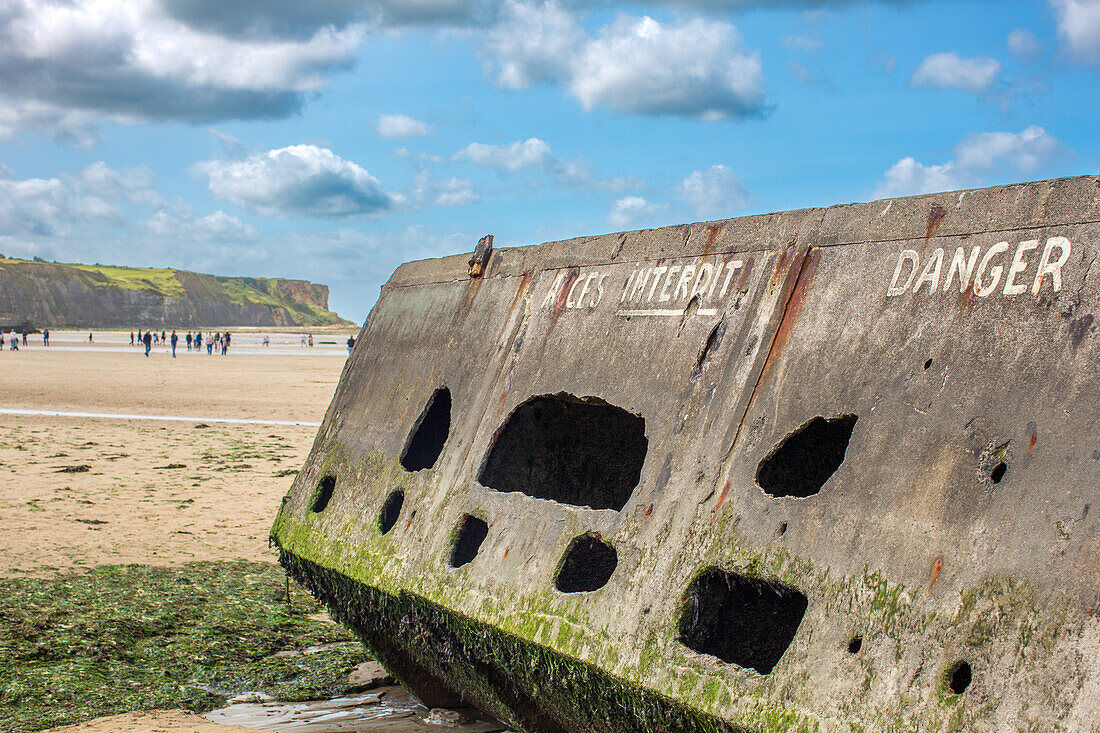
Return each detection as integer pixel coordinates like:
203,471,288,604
378,490,404,535
777,522,788,537
990,462,1007,484
923,358,933,370
311,476,336,513
948,661,972,694
847,636,862,654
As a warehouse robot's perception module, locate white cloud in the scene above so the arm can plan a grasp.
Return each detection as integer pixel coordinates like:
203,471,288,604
0,161,163,236
484,0,584,88
453,138,554,171
482,5,766,120
1051,0,1100,64
676,165,756,218
407,170,479,208
608,195,661,227
142,206,259,242
783,35,822,53
873,125,1066,198
910,52,1002,93
1007,28,1041,59
452,136,638,191
376,114,433,139
195,145,393,218
0,0,366,140
571,15,765,119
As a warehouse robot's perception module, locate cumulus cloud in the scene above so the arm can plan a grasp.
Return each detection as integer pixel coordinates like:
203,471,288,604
608,196,662,227
453,138,555,171
873,125,1066,198
452,136,637,191
0,161,161,236
0,0,365,140
783,34,822,53
483,4,766,120
1007,28,1041,59
376,114,433,139
141,206,259,242
194,145,393,219
1051,0,1100,64
676,165,756,218
407,170,479,208
484,0,584,87
571,15,765,119
910,52,1002,93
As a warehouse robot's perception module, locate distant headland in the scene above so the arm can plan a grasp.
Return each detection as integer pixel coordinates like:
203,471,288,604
0,256,354,329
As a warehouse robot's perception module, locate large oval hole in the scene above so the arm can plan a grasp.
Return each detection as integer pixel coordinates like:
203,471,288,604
555,534,617,593
310,476,336,513
756,414,857,498
478,393,647,511
678,567,807,675
450,515,488,568
401,387,451,472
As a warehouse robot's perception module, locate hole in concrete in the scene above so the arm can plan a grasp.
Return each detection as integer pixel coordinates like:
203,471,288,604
401,388,451,472
678,567,808,674
756,415,858,498
777,522,788,537
478,393,647,511
924,358,933,370
990,461,1007,484
948,661,972,694
555,534,617,593
847,636,862,654
310,476,336,513
378,490,404,535
450,515,488,568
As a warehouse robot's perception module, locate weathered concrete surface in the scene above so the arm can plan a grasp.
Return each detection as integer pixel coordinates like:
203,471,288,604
272,176,1100,732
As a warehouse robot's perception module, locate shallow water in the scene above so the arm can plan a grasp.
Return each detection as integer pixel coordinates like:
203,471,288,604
204,686,510,732
0,407,321,426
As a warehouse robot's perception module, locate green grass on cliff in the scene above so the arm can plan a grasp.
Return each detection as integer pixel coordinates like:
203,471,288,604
70,263,187,297
0,257,352,327
0,562,370,732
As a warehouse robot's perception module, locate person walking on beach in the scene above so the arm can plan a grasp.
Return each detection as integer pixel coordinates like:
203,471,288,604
11,330,20,350
88,332,93,343
130,331,135,345
22,330,28,346
142,329,152,356
170,330,178,358
185,332,192,351
42,328,49,346
263,334,269,347
347,335,355,354
195,332,202,352
1,331,5,351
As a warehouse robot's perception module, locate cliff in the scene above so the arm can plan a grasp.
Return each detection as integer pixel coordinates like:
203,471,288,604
0,258,354,329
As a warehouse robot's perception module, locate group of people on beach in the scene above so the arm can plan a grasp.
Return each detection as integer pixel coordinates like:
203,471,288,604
1,328,49,350
132,329,231,358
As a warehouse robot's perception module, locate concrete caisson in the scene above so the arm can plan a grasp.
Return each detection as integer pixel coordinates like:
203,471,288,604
272,176,1100,732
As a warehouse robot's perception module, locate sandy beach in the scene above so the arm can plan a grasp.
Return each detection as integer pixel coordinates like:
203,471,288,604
0,332,348,576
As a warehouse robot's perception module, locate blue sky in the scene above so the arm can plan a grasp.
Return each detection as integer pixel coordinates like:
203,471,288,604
0,0,1097,321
